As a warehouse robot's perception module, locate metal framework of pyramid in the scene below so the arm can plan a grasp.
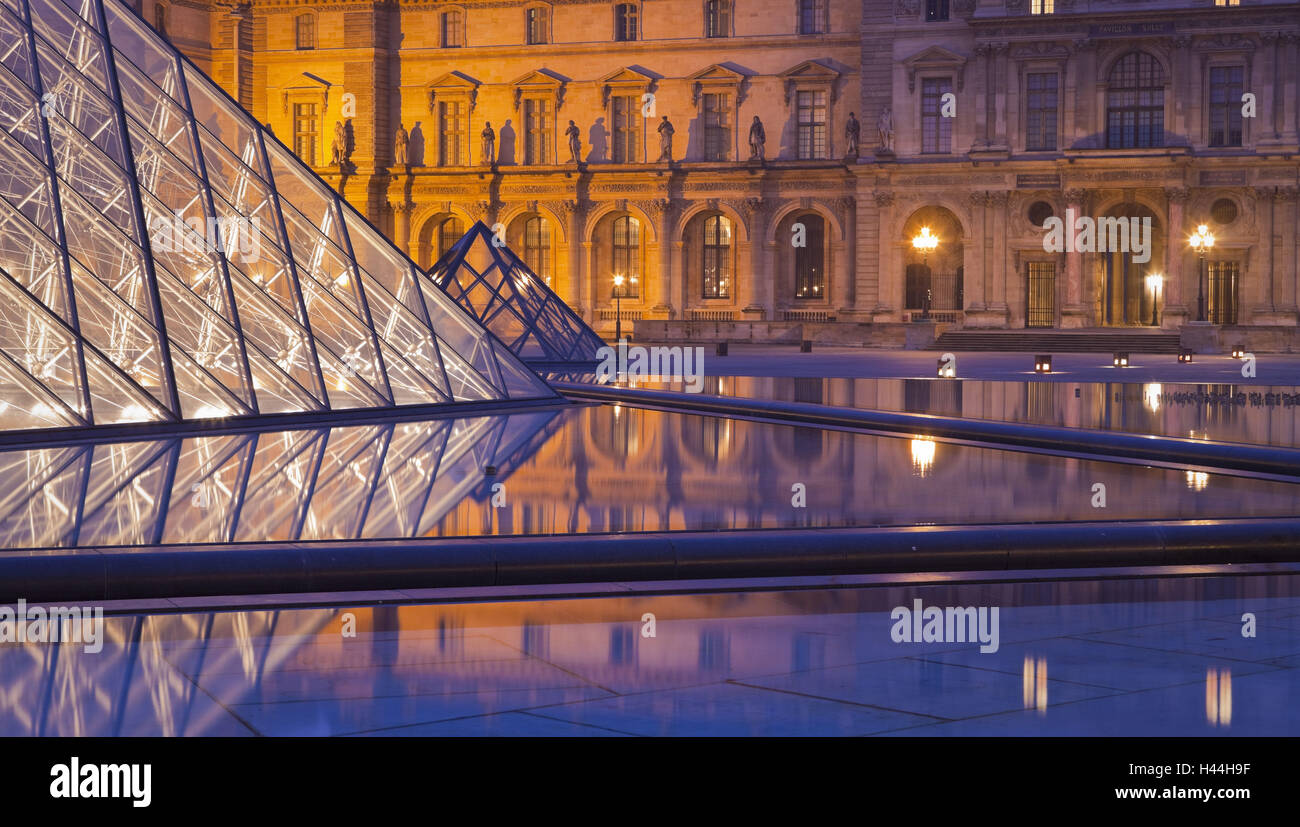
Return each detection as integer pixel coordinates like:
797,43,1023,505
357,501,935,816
430,222,607,367
0,0,553,432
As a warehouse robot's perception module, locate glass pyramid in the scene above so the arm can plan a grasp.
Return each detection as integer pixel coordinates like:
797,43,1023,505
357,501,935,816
430,222,607,367
0,0,553,432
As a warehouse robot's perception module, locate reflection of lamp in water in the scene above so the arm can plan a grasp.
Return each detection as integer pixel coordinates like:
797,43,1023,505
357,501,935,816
911,436,936,476
1145,272,1163,326
1186,470,1209,491
1206,667,1231,727
1023,655,1048,715
1189,224,1214,322
911,226,939,320
1143,383,1162,412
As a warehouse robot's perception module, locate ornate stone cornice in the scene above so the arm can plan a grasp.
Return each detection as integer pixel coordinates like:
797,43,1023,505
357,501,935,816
873,190,895,208
1165,187,1192,203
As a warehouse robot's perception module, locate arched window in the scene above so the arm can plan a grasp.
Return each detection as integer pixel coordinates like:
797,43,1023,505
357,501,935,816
702,214,732,299
153,2,166,34
705,0,730,38
295,13,315,50
437,217,465,259
614,3,638,42
523,216,552,284
797,0,826,35
793,214,824,299
1106,52,1164,149
441,9,465,48
612,215,641,298
525,6,549,45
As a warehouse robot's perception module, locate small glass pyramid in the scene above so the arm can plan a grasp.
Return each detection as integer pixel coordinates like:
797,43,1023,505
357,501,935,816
430,222,607,367
0,0,553,432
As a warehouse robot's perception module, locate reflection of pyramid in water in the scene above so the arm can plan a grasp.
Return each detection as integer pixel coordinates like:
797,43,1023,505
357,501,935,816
431,222,607,366
0,0,552,431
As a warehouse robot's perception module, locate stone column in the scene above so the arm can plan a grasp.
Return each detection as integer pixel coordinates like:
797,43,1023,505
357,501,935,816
739,197,766,320
872,190,897,322
966,191,988,315
1061,187,1088,328
988,190,1009,322
833,196,856,314
1162,187,1189,327
392,201,413,253
644,198,673,319
1282,187,1300,320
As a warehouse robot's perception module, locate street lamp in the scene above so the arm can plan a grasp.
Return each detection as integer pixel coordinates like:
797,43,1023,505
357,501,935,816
1145,272,1163,327
612,273,625,343
1189,224,1215,323
911,226,940,321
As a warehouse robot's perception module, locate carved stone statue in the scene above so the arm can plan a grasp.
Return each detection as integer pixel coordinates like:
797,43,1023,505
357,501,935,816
393,122,409,166
747,115,765,161
656,115,674,162
565,119,581,163
330,120,346,165
845,112,860,159
481,121,496,166
876,106,894,154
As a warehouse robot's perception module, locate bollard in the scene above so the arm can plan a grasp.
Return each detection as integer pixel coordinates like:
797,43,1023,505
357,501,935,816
800,340,812,353
716,342,728,356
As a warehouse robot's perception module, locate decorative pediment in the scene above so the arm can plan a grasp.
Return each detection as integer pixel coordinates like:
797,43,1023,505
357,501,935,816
779,60,840,105
281,84,328,117
689,63,746,106
426,71,479,114
511,68,567,110
902,46,968,93
599,66,657,108
1193,34,1257,54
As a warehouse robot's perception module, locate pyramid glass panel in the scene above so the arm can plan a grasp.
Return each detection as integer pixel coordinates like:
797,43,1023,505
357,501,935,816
0,0,556,432
430,221,607,367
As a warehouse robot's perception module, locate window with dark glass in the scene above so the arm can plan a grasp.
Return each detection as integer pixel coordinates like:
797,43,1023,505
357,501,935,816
1106,52,1164,149
702,93,731,161
292,102,319,165
295,14,315,49
1208,261,1239,324
442,10,464,48
612,216,641,297
925,0,948,22
524,216,552,282
794,214,824,299
705,0,730,37
611,94,641,163
1209,65,1244,147
614,3,638,41
798,0,826,35
702,214,731,299
523,98,552,164
921,78,953,153
1025,72,1058,151
796,90,826,160
438,217,464,259
438,100,466,166
526,7,549,45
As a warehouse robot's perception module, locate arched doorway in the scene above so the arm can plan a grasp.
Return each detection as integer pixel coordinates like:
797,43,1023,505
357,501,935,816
901,207,964,322
415,214,466,269
1095,203,1162,326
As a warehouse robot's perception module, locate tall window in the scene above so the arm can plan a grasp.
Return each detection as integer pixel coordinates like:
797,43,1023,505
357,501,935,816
1025,72,1058,151
295,14,315,49
925,0,948,22
921,78,953,153
438,101,467,166
525,6,549,45
1208,261,1239,324
611,94,641,163
524,216,552,283
614,3,638,41
705,0,730,38
1209,65,1244,147
612,216,641,297
905,263,931,310
442,10,464,48
702,93,731,161
292,102,319,165
798,0,826,35
153,2,166,34
702,214,732,299
1030,0,1053,13
793,214,824,299
437,217,464,259
796,90,827,160
1106,52,1164,149
523,98,552,164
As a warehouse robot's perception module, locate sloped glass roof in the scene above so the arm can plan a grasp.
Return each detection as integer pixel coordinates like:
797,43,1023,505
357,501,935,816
431,221,607,366
0,0,553,432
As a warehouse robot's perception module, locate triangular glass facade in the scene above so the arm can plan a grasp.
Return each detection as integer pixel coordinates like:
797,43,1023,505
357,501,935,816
0,0,553,432
431,222,607,366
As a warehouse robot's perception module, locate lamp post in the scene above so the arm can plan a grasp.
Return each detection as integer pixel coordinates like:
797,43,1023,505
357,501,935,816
1189,224,1215,323
612,273,625,343
1145,272,1163,327
911,226,939,321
